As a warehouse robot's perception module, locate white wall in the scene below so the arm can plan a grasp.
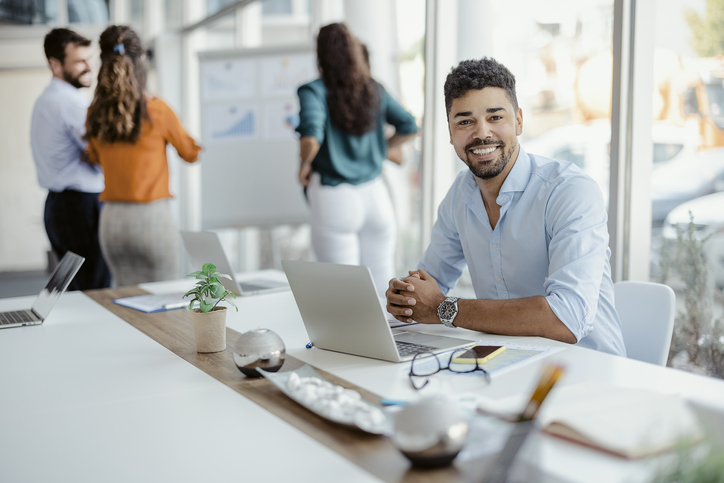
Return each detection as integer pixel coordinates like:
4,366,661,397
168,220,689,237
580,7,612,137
0,67,51,271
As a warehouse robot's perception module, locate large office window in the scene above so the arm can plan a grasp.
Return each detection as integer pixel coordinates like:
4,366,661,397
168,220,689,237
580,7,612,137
650,0,724,289
648,0,724,374
392,0,426,272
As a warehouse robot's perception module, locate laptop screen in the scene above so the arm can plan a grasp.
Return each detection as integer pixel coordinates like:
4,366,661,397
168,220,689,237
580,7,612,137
32,252,85,320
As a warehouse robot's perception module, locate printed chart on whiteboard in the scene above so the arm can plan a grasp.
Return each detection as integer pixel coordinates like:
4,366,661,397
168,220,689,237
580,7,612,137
206,103,260,142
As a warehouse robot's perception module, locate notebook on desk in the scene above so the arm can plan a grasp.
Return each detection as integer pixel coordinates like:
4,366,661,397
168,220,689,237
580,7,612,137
0,251,84,329
281,260,473,363
181,230,288,297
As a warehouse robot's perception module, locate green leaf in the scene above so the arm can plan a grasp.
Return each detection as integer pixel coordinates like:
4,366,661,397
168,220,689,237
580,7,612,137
186,270,204,278
187,301,195,311
225,298,238,312
202,263,216,275
199,298,214,313
210,284,225,299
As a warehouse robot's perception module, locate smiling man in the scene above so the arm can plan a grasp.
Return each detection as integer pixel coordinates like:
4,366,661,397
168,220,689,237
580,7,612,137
30,28,111,290
385,58,626,355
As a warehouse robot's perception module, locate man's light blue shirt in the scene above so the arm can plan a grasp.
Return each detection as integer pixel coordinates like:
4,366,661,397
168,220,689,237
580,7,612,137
419,147,626,356
30,78,104,193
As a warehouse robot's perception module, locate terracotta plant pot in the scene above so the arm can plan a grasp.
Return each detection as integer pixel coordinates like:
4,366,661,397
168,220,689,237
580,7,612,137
190,306,227,353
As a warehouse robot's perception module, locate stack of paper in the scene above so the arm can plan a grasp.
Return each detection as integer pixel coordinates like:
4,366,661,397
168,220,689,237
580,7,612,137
113,293,188,313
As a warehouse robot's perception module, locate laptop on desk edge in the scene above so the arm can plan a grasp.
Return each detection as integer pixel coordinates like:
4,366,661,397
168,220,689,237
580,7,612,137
281,260,474,363
0,251,85,329
180,230,288,297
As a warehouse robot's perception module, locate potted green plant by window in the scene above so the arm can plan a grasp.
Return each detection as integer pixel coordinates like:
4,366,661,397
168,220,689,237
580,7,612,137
183,262,238,353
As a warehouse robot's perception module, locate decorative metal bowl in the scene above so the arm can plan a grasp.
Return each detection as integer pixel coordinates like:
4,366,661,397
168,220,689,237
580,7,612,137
232,328,286,377
391,395,469,468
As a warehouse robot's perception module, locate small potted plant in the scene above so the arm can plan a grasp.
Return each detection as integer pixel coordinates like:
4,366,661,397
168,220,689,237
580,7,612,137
183,262,238,353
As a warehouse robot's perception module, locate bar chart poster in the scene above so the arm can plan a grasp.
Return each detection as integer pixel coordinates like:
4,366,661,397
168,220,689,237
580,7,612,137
205,103,259,143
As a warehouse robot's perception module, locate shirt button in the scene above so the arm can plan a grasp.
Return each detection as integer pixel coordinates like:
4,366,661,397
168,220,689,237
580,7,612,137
492,243,498,248
496,277,502,282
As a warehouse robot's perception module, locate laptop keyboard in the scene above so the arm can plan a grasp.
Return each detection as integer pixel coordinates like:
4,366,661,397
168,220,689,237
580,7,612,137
0,310,39,325
396,340,437,357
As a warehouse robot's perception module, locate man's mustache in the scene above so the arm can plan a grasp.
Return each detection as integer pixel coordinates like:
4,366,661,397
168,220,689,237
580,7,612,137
465,138,503,151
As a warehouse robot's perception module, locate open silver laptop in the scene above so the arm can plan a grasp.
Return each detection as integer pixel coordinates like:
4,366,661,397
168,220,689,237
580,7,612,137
282,260,474,363
0,251,85,329
181,230,288,296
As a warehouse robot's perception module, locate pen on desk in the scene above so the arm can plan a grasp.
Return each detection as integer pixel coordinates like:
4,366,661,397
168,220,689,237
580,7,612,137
379,398,409,406
518,363,565,422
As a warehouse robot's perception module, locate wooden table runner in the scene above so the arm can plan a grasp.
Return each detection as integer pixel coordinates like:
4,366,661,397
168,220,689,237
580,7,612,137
85,287,491,482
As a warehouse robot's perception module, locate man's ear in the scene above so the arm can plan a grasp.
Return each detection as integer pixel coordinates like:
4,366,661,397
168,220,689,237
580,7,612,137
48,57,63,78
516,108,523,136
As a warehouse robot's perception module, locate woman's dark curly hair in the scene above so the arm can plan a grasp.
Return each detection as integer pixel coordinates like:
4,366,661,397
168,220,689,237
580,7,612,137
85,25,148,143
444,57,518,118
317,23,377,135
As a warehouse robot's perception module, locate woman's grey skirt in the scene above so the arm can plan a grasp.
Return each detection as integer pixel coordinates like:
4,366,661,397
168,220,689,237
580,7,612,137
99,199,180,287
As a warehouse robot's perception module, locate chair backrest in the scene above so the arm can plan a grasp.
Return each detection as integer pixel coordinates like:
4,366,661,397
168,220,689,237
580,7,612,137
613,281,676,366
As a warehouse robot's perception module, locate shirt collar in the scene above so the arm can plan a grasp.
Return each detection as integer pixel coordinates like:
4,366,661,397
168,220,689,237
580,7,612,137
499,145,531,194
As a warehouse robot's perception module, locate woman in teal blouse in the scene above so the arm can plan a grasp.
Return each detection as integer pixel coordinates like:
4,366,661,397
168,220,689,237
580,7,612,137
296,23,418,296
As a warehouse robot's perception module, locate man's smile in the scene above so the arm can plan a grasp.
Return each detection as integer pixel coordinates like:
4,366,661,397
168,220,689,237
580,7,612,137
470,145,497,156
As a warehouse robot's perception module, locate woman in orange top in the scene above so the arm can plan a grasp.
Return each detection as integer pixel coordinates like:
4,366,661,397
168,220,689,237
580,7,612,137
85,25,201,286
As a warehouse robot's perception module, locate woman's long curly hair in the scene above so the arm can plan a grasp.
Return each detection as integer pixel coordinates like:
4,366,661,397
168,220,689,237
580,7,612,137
317,23,377,136
85,25,148,143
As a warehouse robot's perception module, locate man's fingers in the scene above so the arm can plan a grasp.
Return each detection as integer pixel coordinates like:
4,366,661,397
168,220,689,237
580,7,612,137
393,315,415,324
387,304,414,317
387,292,417,307
389,277,415,292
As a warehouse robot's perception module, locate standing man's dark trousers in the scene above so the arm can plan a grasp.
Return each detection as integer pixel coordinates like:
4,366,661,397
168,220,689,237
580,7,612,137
44,190,112,290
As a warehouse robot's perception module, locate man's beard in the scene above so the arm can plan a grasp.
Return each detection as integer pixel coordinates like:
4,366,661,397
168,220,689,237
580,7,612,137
63,68,90,88
462,138,517,180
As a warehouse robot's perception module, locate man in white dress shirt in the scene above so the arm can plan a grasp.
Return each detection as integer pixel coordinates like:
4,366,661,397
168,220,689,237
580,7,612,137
30,28,111,290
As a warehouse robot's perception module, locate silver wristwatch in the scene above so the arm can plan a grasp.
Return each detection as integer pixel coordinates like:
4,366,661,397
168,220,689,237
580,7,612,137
437,296,460,328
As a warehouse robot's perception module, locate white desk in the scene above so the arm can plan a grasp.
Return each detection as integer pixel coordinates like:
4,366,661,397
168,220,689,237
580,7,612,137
3,272,724,483
0,289,379,483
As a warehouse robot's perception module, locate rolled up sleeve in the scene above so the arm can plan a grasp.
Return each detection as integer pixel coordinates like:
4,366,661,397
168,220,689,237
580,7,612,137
161,100,201,163
296,84,327,144
543,175,609,342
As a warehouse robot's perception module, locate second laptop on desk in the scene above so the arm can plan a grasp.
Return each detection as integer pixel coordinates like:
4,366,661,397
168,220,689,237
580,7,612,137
181,231,288,296
282,260,473,363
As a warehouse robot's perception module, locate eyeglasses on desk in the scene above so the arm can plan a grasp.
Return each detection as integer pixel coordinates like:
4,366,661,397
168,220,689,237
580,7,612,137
408,349,492,390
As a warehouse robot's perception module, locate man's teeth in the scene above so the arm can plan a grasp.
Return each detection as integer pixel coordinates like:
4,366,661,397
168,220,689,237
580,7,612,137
472,146,497,155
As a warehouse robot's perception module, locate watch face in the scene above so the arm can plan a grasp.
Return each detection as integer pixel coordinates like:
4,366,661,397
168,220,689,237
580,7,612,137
440,302,456,320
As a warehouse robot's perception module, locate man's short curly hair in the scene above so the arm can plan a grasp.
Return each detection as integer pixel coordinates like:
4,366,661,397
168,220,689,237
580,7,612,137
444,58,518,118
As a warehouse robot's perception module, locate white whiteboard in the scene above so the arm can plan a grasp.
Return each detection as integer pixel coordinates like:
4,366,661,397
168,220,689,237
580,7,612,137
198,45,317,229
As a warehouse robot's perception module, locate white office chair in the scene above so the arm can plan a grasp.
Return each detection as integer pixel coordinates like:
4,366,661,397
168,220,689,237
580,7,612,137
613,281,676,366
